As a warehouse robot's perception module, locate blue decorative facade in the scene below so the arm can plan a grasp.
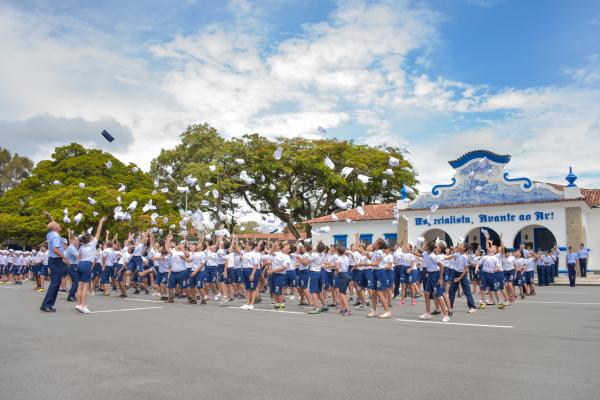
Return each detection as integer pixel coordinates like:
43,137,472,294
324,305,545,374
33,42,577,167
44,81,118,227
408,150,563,210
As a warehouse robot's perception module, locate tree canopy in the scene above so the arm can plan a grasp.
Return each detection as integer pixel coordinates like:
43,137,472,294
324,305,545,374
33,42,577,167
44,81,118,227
150,123,417,237
0,143,178,245
0,147,33,195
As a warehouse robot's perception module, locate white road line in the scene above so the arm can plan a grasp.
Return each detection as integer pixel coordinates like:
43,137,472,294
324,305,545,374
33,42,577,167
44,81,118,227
394,318,513,329
516,301,600,306
0,285,18,289
123,298,164,303
89,306,163,314
226,306,304,315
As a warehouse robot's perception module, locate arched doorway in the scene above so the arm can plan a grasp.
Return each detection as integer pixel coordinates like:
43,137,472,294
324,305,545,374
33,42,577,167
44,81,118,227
421,228,454,247
513,225,557,251
465,226,500,253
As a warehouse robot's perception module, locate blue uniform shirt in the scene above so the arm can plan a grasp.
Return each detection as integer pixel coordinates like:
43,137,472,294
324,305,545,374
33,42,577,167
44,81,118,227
65,245,78,264
47,230,62,258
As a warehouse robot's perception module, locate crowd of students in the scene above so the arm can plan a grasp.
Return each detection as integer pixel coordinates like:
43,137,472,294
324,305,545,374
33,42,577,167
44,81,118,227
1,212,589,318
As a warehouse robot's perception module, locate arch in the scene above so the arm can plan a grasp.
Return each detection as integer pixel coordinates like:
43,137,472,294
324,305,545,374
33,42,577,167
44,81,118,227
464,226,501,253
421,228,454,247
513,224,557,252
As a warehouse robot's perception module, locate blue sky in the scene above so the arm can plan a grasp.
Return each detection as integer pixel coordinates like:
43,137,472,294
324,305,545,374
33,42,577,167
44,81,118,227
1,0,599,189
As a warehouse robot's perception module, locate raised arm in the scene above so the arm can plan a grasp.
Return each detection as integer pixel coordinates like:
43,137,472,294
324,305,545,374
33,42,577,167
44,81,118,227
94,216,107,242
42,210,55,223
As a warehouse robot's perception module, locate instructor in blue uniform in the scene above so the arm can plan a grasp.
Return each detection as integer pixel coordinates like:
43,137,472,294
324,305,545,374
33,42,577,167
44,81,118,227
40,211,70,312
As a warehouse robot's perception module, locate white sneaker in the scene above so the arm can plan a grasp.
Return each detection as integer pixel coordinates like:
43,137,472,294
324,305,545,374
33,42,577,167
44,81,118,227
214,294,222,301
442,315,450,322
240,304,249,310
419,313,432,320
219,296,229,306
81,306,91,314
248,304,254,310
467,308,476,314
289,295,296,300
75,305,83,313
379,311,392,319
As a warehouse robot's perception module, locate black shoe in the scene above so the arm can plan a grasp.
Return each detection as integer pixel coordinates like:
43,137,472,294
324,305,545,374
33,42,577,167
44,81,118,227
133,289,140,294
449,310,454,317
40,307,56,312
66,297,76,302
431,310,441,315
59,289,67,293
255,297,262,304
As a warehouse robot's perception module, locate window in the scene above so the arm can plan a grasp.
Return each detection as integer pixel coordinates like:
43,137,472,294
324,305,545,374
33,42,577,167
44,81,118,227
333,235,348,248
359,234,373,245
384,233,397,247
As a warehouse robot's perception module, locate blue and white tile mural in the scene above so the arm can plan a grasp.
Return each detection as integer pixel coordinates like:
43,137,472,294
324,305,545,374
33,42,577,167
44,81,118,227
408,150,563,210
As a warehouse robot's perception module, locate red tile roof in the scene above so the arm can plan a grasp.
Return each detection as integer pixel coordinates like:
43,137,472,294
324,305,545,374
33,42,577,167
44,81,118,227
538,182,600,207
306,203,396,225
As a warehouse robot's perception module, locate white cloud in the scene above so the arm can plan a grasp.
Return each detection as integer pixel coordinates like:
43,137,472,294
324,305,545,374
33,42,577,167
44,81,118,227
1,0,600,195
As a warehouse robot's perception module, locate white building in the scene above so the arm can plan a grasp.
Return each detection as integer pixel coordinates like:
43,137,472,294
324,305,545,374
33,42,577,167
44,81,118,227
307,150,599,273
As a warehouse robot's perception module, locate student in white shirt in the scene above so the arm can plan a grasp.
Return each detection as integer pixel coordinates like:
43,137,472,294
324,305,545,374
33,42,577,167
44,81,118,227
419,240,450,322
74,216,107,314
187,242,206,305
307,242,328,314
333,246,351,316
268,242,292,310
164,233,191,304
364,238,392,319
240,241,261,310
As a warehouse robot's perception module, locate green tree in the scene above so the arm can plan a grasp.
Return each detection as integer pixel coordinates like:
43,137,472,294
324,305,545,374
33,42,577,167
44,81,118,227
0,143,178,245
229,134,417,237
0,147,34,194
150,125,418,238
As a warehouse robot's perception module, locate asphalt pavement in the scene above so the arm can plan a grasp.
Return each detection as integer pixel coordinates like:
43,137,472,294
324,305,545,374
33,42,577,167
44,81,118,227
1,283,599,400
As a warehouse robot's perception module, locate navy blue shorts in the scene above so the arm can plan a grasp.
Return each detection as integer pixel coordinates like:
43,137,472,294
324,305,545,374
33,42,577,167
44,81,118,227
385,269,394,286
309,270,322,294
39,265,48,276
272,273,286,295
443,267,451,282
78,261,93,283
363,269,374,289
399,265,410,283
132,255,144,273
373,269,389,291
243,268,260,290
204,266,219,283
480,271,497,291
100,265,115,284
233,269,243,284
168,270,189,289
285,270,297,287
320,270,332,290
333,272,350,293
513,271,523,286
408,269,419,284
32,263,41,277
218,264,226,283
155,271,168,285
351,269,361,284
495,271,505,290
225,267,235,285
298,270,309,289
188,270,204,288
503,270,514,284
425,270,444,297
524,270,535,285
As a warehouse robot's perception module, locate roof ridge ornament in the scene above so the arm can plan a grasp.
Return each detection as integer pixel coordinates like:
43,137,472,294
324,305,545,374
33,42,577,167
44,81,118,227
503,172,532,190
448,150,511,169
566,166,577,187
